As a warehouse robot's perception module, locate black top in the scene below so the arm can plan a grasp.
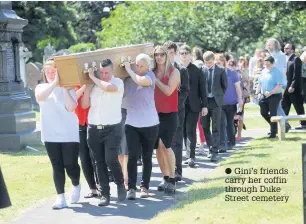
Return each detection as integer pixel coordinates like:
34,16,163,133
174,62,190,111
285,54,302,93
185,62,207,112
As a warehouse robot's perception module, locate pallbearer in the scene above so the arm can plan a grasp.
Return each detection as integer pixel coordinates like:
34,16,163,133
81,59,126,206
123,54,159,199
35,58,81,209
75,84,100,198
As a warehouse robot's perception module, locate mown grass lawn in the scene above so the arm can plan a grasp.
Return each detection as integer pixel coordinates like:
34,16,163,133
243,103,304,130
0,145,81,223
149,133,305,224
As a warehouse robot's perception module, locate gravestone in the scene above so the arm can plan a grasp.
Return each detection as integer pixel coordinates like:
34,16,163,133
25,62,41,110
0,1,40,152
19,44,32,87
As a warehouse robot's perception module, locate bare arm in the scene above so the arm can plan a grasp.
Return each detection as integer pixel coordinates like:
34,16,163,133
81,85,93,109
155,69,180,96
35,71,59,102
124,62,151,86
64,89,77,112
234,81,243,106
88,68,117,92
76,85,86,99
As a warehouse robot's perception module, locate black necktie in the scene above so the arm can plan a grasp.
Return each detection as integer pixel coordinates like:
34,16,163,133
208,68,213,94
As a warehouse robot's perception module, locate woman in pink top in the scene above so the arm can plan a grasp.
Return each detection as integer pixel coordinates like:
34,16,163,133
153,45,180,194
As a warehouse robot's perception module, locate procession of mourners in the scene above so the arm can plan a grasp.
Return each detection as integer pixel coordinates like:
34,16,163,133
34,39,306,209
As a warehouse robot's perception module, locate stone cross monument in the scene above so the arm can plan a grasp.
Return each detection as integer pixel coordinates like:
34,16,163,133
0,2,39,152
19,44,32,87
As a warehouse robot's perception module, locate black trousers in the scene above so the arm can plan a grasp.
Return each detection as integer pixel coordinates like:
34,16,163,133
45,142,81,194
282,92,306,126
172,108,185,175
87,123,124,196
220,104,237,150
259,93,282,135
201,98,222,154
183,104,200,159
125,124,159,190
79,124,99,190
0,167,11,209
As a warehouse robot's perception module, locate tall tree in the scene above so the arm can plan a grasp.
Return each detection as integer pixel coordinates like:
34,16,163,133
13,1,77,61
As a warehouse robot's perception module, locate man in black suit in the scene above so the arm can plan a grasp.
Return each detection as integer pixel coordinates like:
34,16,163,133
180,44,208,167
282,43,306,129
163,41,189,181
201,51,228,162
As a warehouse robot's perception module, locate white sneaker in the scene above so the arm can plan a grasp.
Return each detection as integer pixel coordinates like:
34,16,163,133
52,194,67,210
70,184,81,204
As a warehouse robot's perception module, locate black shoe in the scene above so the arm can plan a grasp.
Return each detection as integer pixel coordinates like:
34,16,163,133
184,159,189,164
268,134,277,139
164,181,176,194
210,154,218,162
98,195,110,206
219,149,227,153
84,192,99,199
295,125,306,130
117,184,127,201
188,158,195,167
285,124,291,133
175,172,182,182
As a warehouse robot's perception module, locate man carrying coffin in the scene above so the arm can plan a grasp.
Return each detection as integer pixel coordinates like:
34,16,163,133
81,59,126,206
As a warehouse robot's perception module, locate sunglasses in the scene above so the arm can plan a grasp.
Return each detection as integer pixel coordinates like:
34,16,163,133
179,52,189,55
154,52,166,57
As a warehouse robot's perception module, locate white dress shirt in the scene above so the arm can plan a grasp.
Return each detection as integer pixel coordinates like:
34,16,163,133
88,76,124,125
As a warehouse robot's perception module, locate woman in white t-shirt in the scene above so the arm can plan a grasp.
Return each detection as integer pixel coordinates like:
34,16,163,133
35,58,81,209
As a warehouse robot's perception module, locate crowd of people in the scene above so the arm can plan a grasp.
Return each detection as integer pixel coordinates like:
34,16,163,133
34,39,306,209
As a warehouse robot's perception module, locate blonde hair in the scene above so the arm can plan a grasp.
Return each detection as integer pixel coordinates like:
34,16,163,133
266,38,281,52
152,45,173,77
136,53,153,71
42,58,55,83
300,51,306,63
203,51,215,61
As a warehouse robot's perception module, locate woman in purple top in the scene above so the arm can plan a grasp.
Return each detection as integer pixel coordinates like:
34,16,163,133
215,54,243,151
123,54,159,200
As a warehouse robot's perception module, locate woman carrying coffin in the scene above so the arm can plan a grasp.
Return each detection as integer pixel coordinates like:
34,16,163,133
123,53,159,199
35,58,81,209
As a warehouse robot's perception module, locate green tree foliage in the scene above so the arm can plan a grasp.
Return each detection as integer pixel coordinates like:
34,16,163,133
99,1,306,56
12,1,120,61
12,1,77,61
68,42,96,53
67,1,118,45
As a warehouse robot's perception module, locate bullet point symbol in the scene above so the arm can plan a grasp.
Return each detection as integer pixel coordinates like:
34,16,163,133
225,168,232,174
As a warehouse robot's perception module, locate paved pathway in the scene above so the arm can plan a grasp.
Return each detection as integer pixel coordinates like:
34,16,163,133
12,129,266,224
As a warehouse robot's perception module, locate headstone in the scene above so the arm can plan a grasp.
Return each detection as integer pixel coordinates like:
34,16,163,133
25,62,42,110
0,1,40,152
19,44,32,87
